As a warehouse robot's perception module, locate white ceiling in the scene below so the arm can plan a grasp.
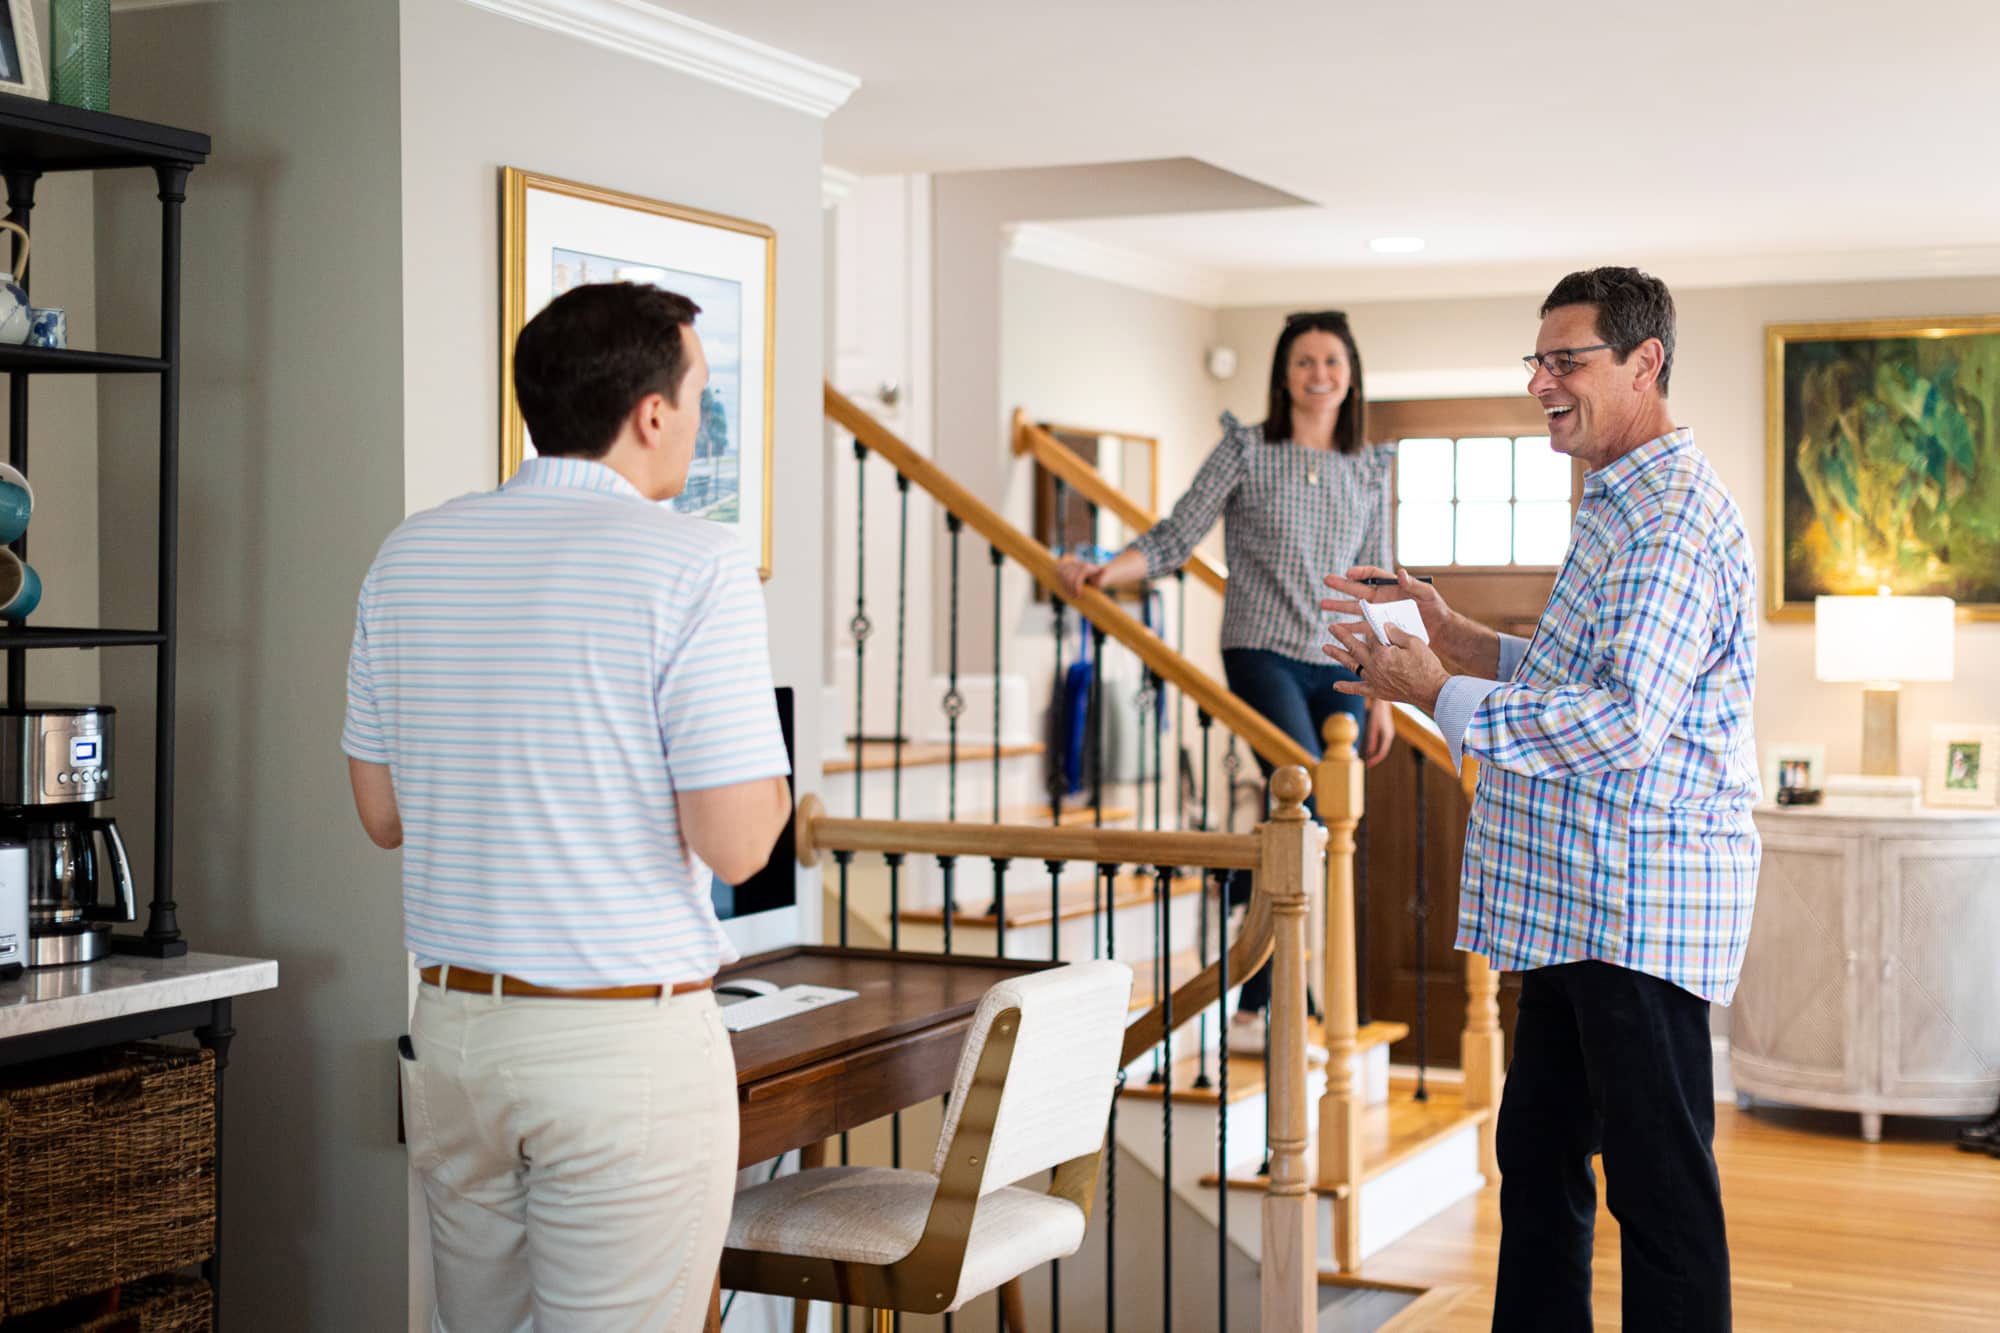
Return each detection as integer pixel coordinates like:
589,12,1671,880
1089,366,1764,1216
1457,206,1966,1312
659,0,2000,299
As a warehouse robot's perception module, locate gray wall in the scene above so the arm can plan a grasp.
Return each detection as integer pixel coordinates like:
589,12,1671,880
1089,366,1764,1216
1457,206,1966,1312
97,1,409,1327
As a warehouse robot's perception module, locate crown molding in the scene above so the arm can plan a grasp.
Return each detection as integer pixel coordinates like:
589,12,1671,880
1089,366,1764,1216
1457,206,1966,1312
1007,222,1227,309
1219,244,2000,308
458,0,859,119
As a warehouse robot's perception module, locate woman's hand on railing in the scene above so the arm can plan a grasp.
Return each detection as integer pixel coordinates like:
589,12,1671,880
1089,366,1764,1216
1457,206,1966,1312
1362,698,1395,767
1056,547,1147,599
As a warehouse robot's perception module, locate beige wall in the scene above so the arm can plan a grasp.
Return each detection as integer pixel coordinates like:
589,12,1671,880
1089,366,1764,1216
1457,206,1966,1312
98,1,410,1328
1219,273,2000,778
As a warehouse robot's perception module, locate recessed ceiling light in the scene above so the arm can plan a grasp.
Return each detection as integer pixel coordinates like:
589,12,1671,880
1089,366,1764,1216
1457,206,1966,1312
1369,236,1426,254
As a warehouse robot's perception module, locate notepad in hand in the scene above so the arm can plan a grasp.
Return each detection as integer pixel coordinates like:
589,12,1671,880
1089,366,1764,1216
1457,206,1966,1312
1357,598,1430,647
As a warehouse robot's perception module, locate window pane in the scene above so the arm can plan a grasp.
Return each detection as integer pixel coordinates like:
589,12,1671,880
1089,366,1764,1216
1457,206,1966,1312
1514,501,1573,564
1397,502,1454,566
1455,501,1511,566
1456,437,1512,501
1514,436,1571,500
1396,438,1453,501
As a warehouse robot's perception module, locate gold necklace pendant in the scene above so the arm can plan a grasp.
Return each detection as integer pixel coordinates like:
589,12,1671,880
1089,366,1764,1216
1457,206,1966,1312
1307,464,1319,486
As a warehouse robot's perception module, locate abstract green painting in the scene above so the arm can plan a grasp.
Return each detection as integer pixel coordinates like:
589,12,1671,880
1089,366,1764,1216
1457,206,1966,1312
1767,316,2000,620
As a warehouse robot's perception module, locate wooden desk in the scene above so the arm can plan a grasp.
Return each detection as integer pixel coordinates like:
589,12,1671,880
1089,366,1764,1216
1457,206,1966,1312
721,945,1051,1168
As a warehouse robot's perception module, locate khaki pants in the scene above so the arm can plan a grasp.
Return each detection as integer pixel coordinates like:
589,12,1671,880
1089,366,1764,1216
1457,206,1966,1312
402,980,738,1332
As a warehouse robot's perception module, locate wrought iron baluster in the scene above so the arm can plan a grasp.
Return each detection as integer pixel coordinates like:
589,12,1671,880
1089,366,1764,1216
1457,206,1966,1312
1045,859,1064,963
892,473,911,816
1090,623,1108,827
1150,670,1165,834
834,848,854,1175
1412,748,1430,1102
991,543,1004,824
940,854,957,957
850,440,870,810
1223,737,1243,833
1048,596,1067,828
992,857,1009,958
885,849,905,1171
1194,710,1215,1090
945,514,965,821
1215,865,1230,1332
1156,862,1175,1327
1174,569,1187,830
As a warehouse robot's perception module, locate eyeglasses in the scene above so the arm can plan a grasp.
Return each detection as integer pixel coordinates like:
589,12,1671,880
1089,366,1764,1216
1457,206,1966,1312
1286,309,1349,325
1522,343,1615,377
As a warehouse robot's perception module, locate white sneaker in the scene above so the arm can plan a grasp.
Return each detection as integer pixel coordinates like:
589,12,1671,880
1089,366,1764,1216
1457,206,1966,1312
1227,1013,1328,1066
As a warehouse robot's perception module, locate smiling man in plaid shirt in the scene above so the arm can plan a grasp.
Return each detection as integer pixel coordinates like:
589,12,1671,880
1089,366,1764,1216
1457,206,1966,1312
1322,267,1758,1333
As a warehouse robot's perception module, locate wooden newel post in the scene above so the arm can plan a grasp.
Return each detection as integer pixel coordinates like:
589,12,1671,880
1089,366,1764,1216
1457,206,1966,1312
1462,950,1504,1181
1259,765,1324,1331
1314,714,1365,1273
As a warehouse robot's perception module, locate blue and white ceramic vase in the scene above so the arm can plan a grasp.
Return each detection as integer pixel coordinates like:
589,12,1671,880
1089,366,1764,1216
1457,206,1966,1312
0,222,29,347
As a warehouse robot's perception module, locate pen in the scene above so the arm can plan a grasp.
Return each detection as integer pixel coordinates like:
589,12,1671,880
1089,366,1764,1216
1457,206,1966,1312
1358,575,1434,586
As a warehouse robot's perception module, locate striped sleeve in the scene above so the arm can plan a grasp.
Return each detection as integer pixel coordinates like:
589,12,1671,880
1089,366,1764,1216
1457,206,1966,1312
341,574,388,764
1466,523,1718,778
1131,431,1245,577
656,544,790,792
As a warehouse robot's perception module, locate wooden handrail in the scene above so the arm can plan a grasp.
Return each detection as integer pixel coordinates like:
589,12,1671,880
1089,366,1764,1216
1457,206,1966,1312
1010,409,1228,595
827,383,1313,775
794,794,1259,872
1392,703,1480,801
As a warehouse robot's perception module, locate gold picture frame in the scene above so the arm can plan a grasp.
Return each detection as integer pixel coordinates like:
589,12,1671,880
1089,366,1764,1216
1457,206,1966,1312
501,168,777,578
1765,314,2000,621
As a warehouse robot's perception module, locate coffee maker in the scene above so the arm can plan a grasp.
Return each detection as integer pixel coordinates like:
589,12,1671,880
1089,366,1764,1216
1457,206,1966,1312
0,706,134,967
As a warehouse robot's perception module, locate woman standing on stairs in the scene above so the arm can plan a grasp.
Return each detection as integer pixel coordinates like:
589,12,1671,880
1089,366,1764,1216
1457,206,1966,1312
1056,308,1397,1055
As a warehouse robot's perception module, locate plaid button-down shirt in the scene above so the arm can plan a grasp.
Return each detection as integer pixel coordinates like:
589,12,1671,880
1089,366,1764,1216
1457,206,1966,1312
1433,428,1760,1003
1132,413,1395,664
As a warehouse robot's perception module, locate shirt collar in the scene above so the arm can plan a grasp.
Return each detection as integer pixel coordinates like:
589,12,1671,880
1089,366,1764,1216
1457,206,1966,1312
505,454,648,503
1583,427,1693,498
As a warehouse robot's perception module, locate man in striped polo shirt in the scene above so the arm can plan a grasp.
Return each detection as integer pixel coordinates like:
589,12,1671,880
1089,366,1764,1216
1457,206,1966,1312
1323,269,1757,1332
344,282,790,1331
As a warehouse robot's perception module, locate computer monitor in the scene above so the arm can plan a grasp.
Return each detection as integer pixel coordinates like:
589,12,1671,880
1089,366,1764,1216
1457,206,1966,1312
711,685,797,925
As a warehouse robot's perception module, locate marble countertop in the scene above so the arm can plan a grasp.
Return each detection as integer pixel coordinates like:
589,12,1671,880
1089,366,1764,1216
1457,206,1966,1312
0,952,278,1040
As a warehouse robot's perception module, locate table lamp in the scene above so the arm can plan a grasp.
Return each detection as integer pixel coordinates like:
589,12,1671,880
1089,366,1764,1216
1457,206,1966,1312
1814,591,1954,777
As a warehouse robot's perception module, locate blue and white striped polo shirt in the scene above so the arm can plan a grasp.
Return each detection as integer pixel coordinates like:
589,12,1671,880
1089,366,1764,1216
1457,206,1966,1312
342,455,790,988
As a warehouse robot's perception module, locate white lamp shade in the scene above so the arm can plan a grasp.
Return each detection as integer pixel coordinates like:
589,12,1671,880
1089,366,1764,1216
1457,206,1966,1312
1814,595,1955,683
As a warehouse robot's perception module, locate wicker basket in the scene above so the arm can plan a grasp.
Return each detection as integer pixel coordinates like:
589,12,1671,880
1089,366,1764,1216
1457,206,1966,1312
1,1275,213,1332
0,1045,216,1318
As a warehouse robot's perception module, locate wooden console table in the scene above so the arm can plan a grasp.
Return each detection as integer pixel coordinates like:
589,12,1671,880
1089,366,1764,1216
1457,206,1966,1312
723,945,1051,1167
1732,805,2000,1140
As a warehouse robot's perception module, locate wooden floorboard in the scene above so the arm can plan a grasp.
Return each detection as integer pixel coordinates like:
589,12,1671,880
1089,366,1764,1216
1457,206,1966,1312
1353,1103,2000,1331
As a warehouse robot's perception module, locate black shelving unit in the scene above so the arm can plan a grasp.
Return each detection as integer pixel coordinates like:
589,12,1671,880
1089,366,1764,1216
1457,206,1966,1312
0,92,210,958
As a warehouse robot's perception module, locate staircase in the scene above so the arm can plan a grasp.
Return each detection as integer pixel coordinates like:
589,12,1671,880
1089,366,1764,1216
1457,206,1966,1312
807,385,1500,1329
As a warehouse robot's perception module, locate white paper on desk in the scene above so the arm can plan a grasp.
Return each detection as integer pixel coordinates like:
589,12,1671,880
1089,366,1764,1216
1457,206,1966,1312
719,983,860,1032
1357,599,1430,647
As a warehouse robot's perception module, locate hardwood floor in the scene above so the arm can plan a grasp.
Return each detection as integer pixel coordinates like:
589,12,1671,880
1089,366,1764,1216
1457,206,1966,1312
1355,1102,2000,1331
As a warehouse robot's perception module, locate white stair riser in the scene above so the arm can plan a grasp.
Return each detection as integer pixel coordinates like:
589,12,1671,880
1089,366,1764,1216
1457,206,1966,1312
892,886,1205,965
820,751,1046,822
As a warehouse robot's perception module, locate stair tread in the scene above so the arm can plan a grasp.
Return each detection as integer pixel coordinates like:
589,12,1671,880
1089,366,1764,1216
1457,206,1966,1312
1197,1079,1490,1193
824,740,1044,774
898,867,1211,928
1120,1021,1411,1105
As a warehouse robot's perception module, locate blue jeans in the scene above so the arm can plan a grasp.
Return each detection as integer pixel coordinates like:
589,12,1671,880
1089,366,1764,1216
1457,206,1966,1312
1221,648,1366,1013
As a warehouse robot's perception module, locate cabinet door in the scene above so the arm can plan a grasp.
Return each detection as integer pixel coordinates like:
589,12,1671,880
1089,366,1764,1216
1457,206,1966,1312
1878,836,2000,1107
1730,828,1862,1093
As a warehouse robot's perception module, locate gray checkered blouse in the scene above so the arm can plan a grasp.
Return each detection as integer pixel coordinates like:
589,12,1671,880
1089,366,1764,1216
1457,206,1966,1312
1130,412,1395,664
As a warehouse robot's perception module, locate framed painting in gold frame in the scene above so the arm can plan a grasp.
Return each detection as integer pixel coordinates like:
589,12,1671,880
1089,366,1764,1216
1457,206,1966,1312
1766,314,2000,621
501,167,776,578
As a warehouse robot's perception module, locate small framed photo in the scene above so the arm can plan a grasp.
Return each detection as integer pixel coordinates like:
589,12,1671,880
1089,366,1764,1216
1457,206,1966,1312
1762,743,1825,801
0,0,46,100
1926,725,2000,808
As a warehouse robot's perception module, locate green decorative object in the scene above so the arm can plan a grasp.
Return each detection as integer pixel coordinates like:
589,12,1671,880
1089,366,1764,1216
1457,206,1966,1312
49,0,111,113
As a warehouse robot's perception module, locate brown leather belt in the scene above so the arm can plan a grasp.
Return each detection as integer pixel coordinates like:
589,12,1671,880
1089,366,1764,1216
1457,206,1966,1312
418,965,712,1001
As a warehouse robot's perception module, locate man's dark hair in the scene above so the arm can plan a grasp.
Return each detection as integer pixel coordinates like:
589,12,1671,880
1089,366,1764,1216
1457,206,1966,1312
1263,309,1367,454
1540,267,1676,395
513,282,701,459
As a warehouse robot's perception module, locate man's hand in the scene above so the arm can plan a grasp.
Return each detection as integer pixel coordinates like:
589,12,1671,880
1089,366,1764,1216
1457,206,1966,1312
1321,566,1500,679
1325,621,1450,716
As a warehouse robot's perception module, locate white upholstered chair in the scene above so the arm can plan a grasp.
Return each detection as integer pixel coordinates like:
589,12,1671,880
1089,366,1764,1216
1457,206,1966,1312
721,960,1135,1331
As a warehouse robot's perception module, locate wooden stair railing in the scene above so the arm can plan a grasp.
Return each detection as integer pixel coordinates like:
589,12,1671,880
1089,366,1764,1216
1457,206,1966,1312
793,768,1323,1332
1010,410,1228,595
828,383,1310,776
